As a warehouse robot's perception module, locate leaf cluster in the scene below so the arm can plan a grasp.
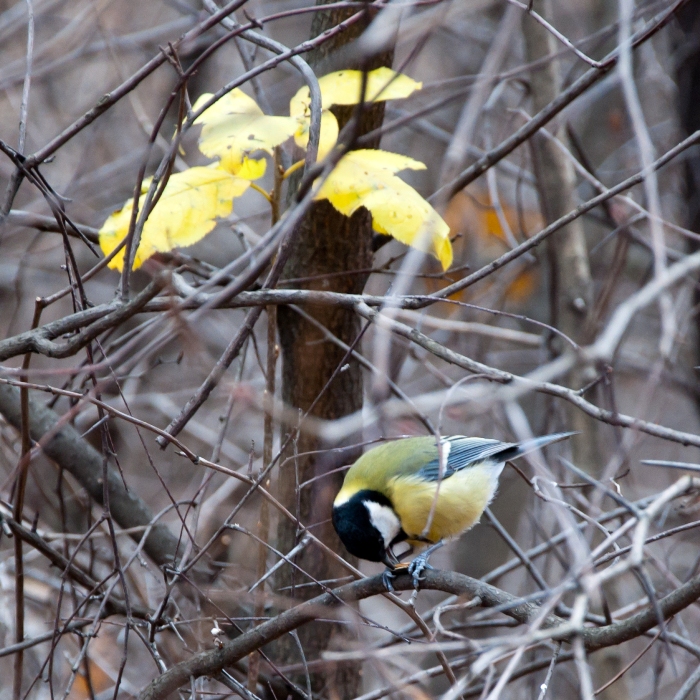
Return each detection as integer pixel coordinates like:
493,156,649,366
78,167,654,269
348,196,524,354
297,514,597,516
99,68,453,271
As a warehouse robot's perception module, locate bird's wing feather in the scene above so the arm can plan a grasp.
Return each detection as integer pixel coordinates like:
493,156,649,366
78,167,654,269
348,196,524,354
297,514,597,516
417,436,515,482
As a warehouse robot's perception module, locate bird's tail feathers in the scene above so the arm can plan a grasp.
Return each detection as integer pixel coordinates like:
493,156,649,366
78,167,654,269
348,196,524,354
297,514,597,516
498,431,577,461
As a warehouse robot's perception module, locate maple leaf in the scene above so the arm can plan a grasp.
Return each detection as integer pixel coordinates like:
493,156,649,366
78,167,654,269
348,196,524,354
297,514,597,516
99,70,443,274
193,90,297,178
315,150,452,270
293,110,339,161
290,68,422,161
99,166,250,271
290,67,422,117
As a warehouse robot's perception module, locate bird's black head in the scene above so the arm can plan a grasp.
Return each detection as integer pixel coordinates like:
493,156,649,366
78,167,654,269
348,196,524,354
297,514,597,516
332,490,405,564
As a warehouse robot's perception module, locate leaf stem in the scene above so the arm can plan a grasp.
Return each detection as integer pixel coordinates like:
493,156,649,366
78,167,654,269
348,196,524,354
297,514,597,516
282,159,305,180
249,182,273,203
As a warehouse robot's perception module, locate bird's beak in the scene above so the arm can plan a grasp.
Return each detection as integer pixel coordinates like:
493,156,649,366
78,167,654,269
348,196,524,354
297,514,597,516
381,548,399,570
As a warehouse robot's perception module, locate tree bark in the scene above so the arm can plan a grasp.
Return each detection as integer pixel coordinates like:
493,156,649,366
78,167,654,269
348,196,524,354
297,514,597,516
273,4,393,696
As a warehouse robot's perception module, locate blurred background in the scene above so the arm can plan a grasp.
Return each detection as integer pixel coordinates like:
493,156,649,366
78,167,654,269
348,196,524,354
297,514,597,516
1,0,700,699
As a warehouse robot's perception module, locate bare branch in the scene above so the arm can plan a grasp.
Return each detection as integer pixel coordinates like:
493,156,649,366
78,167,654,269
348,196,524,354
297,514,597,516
138,567,700,700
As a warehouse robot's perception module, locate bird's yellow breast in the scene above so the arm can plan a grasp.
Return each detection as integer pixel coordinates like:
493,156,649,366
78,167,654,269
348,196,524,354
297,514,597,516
388,463,496,544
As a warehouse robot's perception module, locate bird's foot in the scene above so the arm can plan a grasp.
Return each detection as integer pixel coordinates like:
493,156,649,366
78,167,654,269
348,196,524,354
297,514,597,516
382,568,396,592
382,562,410,592
407,555,434,588
407,541,445,589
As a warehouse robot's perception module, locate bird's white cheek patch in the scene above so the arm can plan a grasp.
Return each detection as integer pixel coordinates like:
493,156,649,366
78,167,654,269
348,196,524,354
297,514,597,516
364,501,401,547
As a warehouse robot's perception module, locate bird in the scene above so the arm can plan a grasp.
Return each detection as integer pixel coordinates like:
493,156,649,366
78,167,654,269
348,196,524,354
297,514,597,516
332,432,573,589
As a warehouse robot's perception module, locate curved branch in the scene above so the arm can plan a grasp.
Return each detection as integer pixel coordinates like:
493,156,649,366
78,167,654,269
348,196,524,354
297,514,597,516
0,381,182,568
200,0,323,168
138,568,700,700
17,0,249,171
431,0,689,203
432,127,700,302
0,510,152,621
0,273,167,362
352,303,700,449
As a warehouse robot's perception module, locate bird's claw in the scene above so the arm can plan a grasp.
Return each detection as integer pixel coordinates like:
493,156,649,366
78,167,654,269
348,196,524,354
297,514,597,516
408,555,434,589
382,568,396,592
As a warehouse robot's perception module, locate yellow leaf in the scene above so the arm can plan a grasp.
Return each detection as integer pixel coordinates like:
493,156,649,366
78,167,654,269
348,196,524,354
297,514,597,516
234,157,267,180
315,150,452,270
315,150,426,214
99,166,250,271
290,67,422,117
293,110,339,160
193,91,297,178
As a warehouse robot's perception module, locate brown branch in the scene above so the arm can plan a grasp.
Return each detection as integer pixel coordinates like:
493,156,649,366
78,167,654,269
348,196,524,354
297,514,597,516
0,511,152,621
0,273,167,362
432,127,700,302
0,287,391,366
0,382,182,568
5,210,100,243
138,567,700,700
4,288,700,457
4,283,700,454
353,302,700,449
431,0,690,203
16,0,250,171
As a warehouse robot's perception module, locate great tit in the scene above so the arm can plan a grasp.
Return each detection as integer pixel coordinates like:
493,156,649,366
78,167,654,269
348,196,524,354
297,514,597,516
332,432,573,587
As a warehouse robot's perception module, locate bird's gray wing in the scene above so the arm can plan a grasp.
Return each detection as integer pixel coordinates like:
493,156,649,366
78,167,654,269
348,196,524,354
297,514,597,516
417,436,516,482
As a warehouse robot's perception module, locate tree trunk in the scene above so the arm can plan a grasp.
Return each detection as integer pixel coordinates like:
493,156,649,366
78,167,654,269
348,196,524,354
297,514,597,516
273,4,393,696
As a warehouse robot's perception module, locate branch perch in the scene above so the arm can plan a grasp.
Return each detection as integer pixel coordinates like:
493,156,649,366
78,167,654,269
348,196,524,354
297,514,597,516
138,567,700,700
